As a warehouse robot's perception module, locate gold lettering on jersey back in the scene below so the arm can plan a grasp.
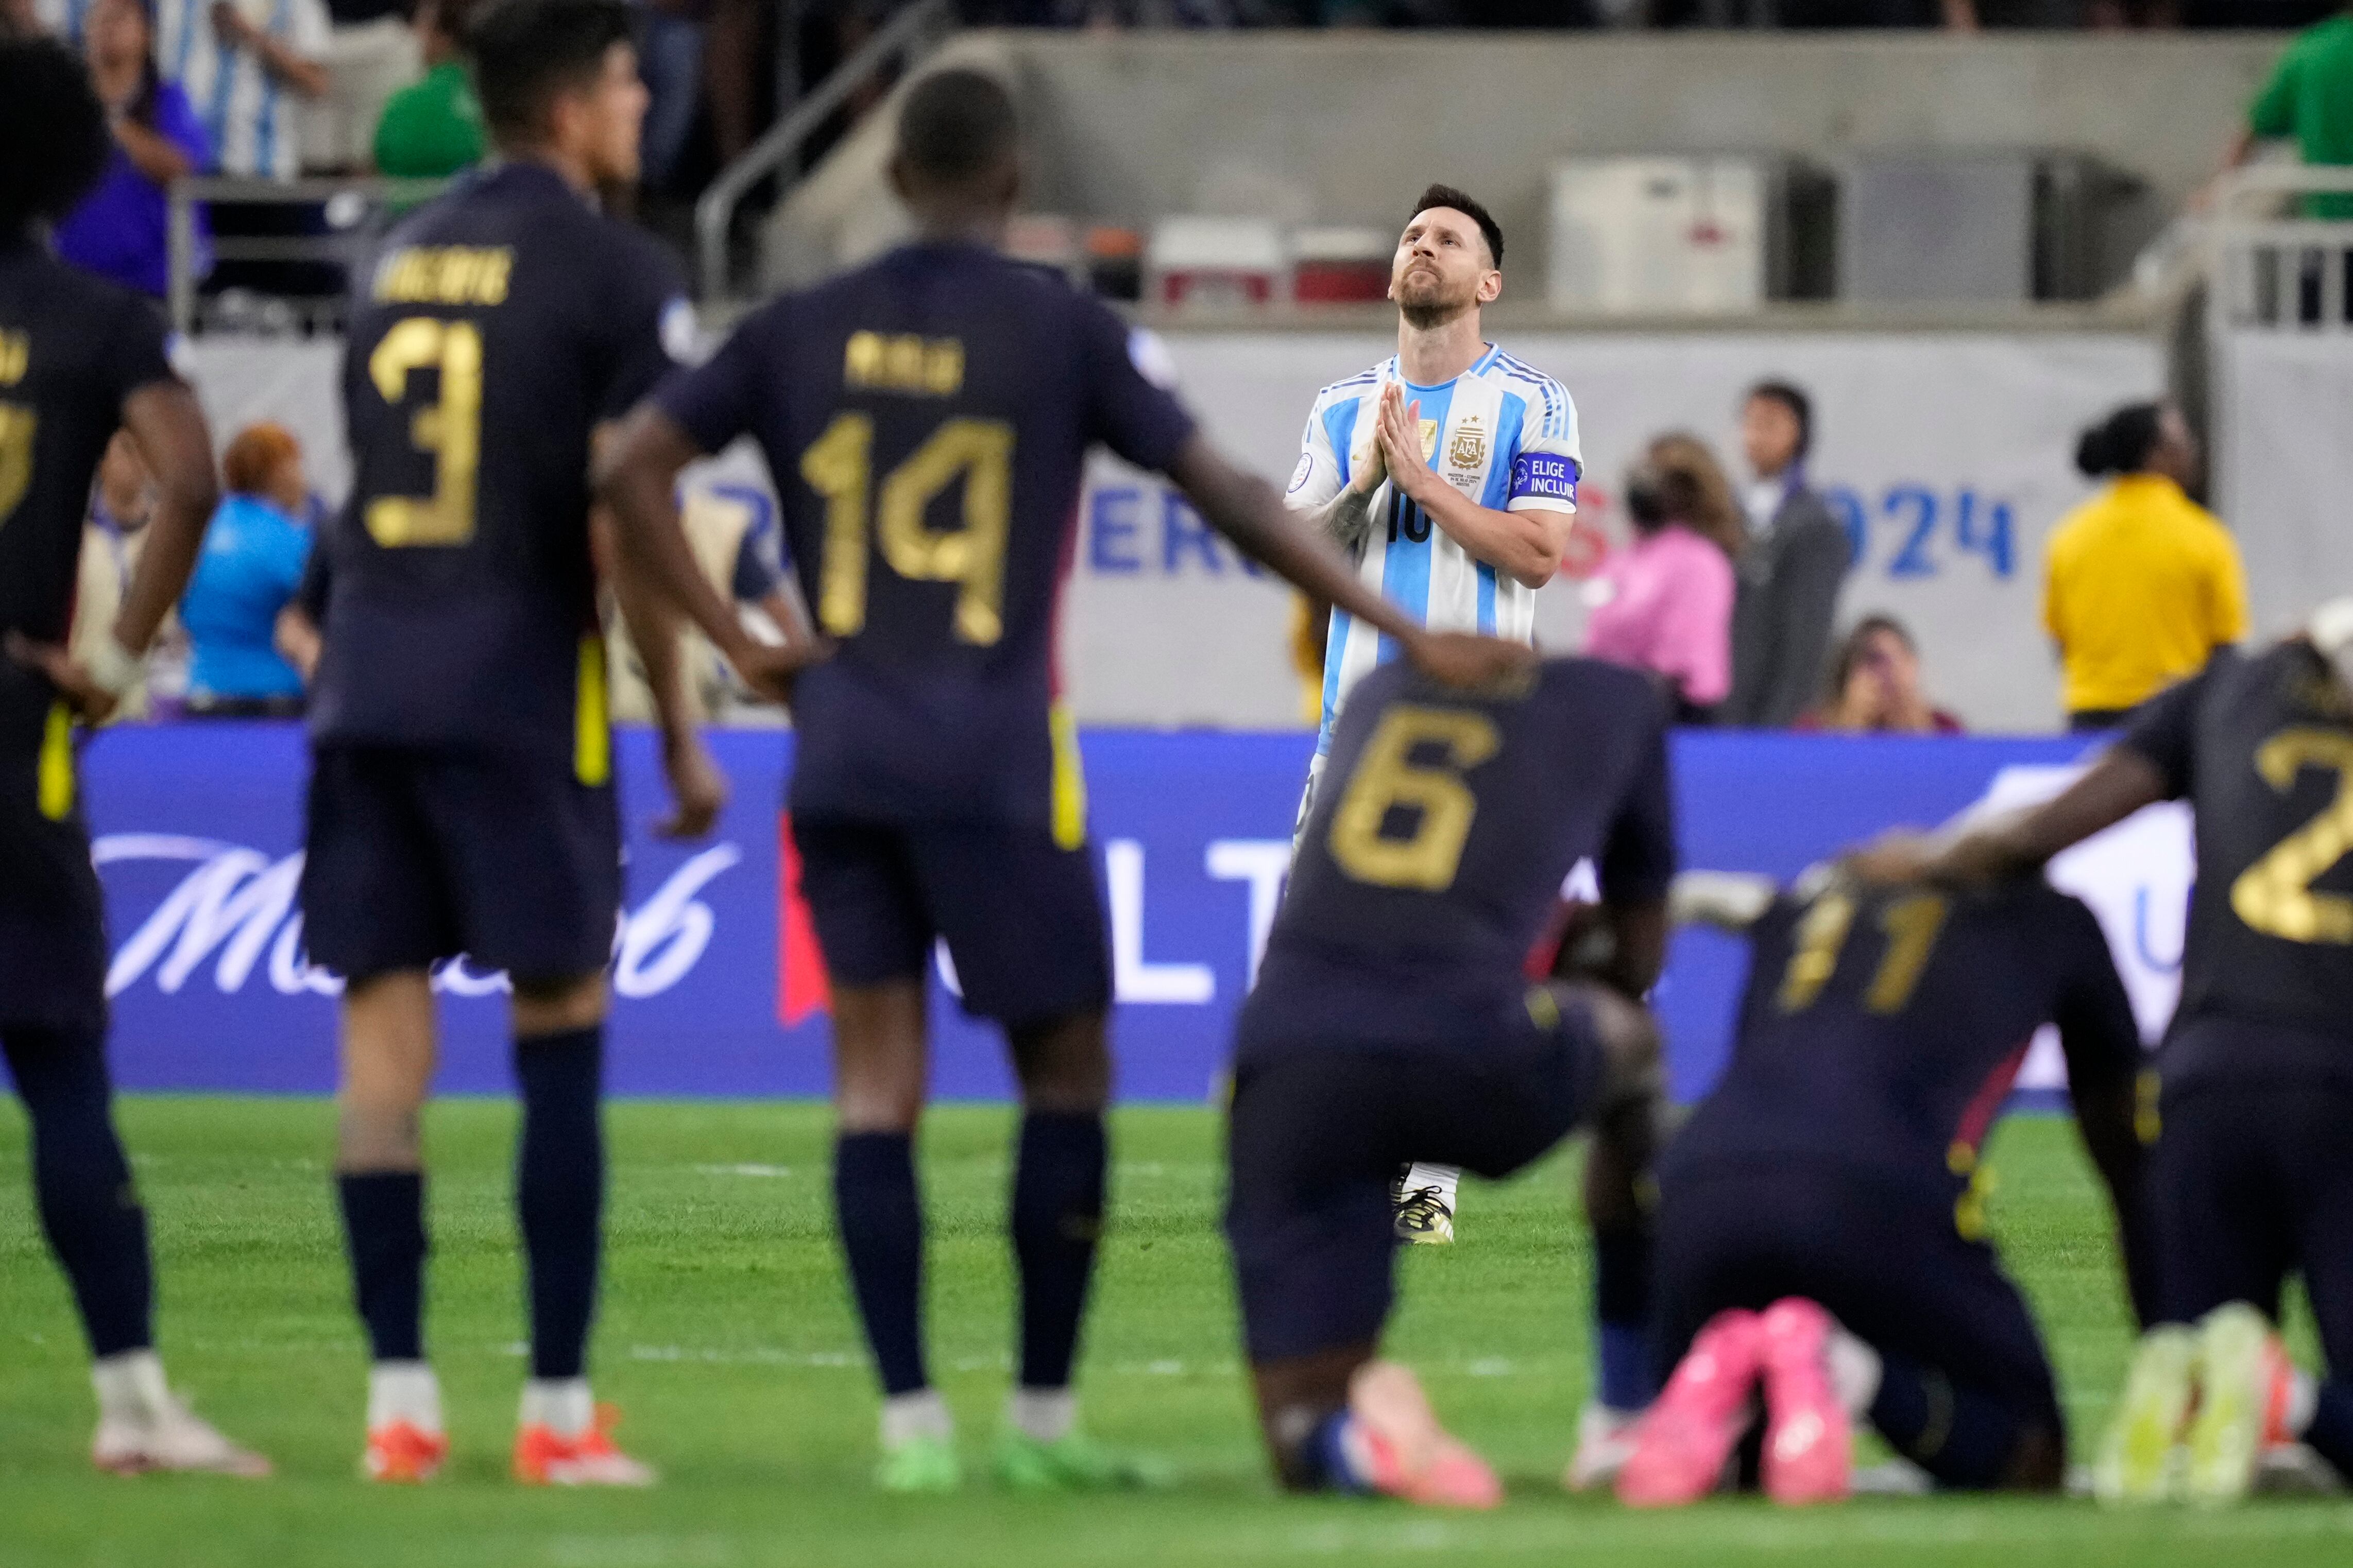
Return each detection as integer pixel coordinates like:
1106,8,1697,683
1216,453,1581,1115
844,331,964,396
2230,728,2353,944
1326,706,1501,893
0,329,28,385
372,247,515,307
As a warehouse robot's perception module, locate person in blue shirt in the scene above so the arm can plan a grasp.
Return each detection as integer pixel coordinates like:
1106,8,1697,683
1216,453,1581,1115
53,0,212,301
180,420,312,715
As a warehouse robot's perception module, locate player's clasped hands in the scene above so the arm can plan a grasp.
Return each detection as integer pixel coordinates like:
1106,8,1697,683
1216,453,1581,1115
1373,382,1433,504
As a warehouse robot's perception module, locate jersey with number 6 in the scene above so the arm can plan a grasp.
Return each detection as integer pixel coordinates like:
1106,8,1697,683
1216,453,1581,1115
654,239,1195,828
314,162,687,756
1239,655,1673,1061
2120,642,2353,1087
1666,877,2138,1199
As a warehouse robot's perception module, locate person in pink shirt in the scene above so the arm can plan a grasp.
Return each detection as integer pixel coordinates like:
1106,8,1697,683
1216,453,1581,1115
1581,434,1742,722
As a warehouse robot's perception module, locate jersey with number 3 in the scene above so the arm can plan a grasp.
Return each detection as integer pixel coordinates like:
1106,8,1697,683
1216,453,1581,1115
1240,655,1672,1060
2121,642,2353,1086
655,239,1195,828
315,162,687,757
1666,878,2138,1197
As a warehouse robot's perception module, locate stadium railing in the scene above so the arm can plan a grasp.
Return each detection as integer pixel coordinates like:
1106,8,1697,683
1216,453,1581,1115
166,175,452,337
2204,164,2353,334
693,0,954,305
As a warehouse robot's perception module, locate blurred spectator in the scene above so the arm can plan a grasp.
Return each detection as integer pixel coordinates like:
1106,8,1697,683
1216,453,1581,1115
54,0,211,299
1723,380,1849,731
2207,4,2353,221
603,484,799,725
314,0,417,173
1581,434,1740,725
1290,594,1329,728
72,430,168,720
1799,614,1964,735
371,0,481,179
2044,401,2246,732
181,421,314,717
634,0,703,192
157,0,330,180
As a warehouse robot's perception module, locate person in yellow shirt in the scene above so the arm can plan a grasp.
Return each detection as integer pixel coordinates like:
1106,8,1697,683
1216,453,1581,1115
2043,401,2248,732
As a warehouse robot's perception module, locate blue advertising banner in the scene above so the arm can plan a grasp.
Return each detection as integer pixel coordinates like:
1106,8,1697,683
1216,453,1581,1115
83,725,2130,1105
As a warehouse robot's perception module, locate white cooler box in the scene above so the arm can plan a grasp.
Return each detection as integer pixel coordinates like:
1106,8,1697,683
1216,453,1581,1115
1547,157,1772,316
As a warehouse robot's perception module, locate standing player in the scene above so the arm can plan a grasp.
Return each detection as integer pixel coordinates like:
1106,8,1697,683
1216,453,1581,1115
1618,869,2152,1506
0,38,265,1476
1224,651,1671,1506
303,0,802,1486
1287,185,1582,1248
1860,600,2353,1504
597,69,1527,1493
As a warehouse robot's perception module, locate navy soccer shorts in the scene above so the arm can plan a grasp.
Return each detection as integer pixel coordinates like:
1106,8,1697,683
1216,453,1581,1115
1223,989,1607,1365
0,750,109,1036
2150,1032,2353,1373
1654,1162,2061,1441
790,816,1111,1028
300,746,621,984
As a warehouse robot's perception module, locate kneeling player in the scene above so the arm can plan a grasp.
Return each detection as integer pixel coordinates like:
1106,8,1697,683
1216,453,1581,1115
1863,600,2353,1504
1622,870,2153,1505
1226,653,1674,1506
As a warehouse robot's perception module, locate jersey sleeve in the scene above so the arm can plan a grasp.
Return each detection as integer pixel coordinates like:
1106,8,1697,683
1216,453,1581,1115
293,537,330,622
595,237,692,423
2249,46,2299,140
1078,301,1195,474
2116,658,2214,801
1505,376,1581,515
2047,894,2142,1088
652,307,768,456
1598,707,1677,906
1286,395,1346,512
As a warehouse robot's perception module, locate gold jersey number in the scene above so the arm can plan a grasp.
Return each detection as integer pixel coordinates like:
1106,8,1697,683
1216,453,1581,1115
364,317,482,547
1326,706,1502,892
798,412,1014,645
1776,889,1950,1016
2230,728,2353,945
0,401,35,531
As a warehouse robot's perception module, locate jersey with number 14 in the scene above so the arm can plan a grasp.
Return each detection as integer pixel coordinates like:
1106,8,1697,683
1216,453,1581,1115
1240,655,1671,1062
1286,348,1581,757
655,239,1196,829
316,162,687,759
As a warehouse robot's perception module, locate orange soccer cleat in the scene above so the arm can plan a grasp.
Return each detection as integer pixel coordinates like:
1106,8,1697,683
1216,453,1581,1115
363,1420,448,1484
513,1403,656,1487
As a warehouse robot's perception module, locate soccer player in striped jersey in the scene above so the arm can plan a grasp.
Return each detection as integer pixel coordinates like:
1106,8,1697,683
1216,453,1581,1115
1285,185,1582,1249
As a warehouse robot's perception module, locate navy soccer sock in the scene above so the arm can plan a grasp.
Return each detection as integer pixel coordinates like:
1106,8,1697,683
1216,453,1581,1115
1592,1228,1658,1410
2303,1376,2353,1483
1867,1352,2032,1489
515,1026,604,1381
1010,1111,1107,1392
3,1027,153,1358
337,1170,428,1362
836,1131,929,1395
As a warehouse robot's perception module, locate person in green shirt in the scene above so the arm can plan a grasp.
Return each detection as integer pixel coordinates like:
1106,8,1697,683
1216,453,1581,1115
370,0,483,181
2209,6,2353,222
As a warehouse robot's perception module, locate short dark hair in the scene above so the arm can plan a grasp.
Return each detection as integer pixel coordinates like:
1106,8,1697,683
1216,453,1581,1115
896,68,1018,189
0,39,110,236
1409,184,1503,269
2076,401,2164,478
468,0,634,146
1746,380,1813,458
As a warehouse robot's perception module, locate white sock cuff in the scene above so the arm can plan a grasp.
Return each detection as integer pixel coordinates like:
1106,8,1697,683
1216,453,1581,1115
1008,1387,1077,1444
880,1388,953,1449
92,1350,168,1422
520,1377,593,1438
369,1360,445,1432
1825,1326,1884,1419
2286,1368,2320,1438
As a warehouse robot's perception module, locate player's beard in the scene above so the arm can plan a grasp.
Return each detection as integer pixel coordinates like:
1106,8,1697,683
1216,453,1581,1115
1394,268,1477,332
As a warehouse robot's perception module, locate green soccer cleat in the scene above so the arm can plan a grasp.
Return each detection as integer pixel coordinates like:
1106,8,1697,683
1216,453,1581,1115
2094,1324,2195,1505
993,1428,1163,1492
875,1433,963,1494
2185,1303,2289,1508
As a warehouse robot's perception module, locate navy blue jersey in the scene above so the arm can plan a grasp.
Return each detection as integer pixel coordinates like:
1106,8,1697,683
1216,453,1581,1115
312,163,687,759
1665,877,2139,1198
654,240,1195,826
2120,643,2353,1087
1239,656,1675,1058
0,238,176,759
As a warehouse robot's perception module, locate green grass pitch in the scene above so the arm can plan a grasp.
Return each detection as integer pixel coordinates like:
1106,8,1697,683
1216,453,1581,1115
4,1097,2351,1567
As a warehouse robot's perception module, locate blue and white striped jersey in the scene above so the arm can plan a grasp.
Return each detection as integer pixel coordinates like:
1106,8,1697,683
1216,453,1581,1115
1286,346,1581,756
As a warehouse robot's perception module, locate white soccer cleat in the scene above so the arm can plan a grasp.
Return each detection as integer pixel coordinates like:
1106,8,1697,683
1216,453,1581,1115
1562,1401,1643,1492
1393,1163,1459,1245
93,1395,271,1478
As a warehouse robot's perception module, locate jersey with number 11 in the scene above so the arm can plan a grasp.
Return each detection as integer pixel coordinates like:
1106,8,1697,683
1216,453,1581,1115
317,162,688,758
656,239,1196,829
